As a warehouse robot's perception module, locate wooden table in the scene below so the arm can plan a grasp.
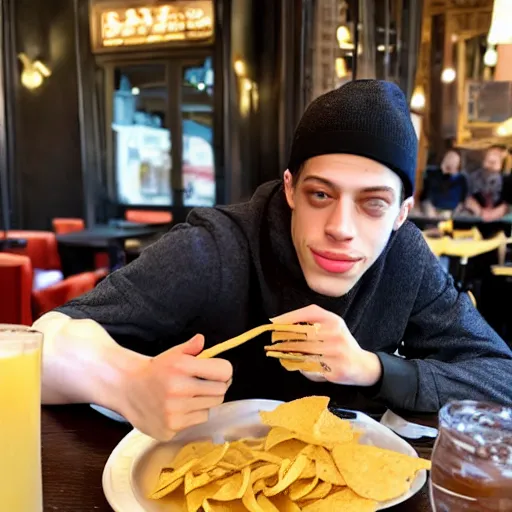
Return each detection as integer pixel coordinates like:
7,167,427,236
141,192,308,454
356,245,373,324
41,405,434,511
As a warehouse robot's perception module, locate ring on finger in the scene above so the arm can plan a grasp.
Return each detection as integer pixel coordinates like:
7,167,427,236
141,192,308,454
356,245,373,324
320,361,332,372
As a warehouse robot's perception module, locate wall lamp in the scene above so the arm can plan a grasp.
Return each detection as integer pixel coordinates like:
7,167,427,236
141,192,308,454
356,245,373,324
18,53,51,90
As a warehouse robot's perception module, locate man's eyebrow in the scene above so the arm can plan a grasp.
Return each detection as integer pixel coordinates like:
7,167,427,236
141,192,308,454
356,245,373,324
302,177,396,197
302,175,335,187
359,186,396,196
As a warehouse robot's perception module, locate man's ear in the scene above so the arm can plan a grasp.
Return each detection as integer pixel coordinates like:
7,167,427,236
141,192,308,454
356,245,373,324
283,169,296,209
394,197,414,230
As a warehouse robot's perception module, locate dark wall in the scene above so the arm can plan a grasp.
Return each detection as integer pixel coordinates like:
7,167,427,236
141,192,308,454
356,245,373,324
9,0,84,229
428,14,446,163
227,0,305,201
5,0,305,227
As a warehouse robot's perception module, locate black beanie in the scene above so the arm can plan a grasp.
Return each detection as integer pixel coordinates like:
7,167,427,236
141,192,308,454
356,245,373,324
287,79,418,198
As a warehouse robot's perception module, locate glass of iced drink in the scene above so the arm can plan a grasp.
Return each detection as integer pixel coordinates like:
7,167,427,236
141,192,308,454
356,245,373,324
430,400,512,511
0,325,43,511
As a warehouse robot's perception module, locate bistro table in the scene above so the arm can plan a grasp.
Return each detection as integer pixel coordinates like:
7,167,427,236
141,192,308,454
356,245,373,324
56,225,165,275
41,405,435,511
408,212,512,238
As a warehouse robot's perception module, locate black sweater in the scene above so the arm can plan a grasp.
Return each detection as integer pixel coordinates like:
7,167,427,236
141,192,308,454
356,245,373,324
56,181,512,412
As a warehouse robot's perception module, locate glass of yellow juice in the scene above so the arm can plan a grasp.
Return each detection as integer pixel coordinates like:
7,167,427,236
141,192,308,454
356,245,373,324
0,325,43,511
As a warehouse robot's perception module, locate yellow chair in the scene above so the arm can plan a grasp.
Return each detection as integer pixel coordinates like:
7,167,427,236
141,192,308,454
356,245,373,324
423,231,512,292
491,265,512,277
452,227,482,240
423,231,510,260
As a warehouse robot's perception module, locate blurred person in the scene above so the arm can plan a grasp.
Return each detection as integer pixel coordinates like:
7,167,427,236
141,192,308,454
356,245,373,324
463,146,511,337
490,144,509,173
420,149,467,217
464,146,508,221
32,81,512,442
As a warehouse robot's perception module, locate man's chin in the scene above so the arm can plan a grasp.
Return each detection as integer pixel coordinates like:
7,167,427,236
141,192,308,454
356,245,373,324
305,274,359,298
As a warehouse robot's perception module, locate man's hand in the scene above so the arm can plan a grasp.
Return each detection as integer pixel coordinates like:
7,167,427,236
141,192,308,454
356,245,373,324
120,335,232,441
37,314,232,442
481,204,508,222
270,305,382,387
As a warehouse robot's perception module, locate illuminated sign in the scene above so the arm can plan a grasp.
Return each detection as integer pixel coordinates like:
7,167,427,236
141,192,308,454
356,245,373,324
91,1,213,51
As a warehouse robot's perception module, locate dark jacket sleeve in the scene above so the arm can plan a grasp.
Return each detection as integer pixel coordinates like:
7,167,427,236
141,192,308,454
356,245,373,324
459,173,469,202
373,242,512,412
55,221,221,344
419,170,430,202
501,174,512,205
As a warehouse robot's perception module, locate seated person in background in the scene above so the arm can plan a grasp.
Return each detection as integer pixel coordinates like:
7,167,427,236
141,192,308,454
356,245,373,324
420,149,467,217
33,80,512,442
490,144,509,173
465,146,508,221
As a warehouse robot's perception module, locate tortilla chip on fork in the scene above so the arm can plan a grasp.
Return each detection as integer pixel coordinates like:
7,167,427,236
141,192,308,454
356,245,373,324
198,323,319,359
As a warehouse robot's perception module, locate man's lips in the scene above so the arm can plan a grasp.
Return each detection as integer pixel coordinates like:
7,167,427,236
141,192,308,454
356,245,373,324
310,249,363,274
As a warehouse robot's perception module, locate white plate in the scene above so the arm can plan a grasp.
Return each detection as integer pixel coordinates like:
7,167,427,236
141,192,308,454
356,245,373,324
91,404,129,423
102,399,427,511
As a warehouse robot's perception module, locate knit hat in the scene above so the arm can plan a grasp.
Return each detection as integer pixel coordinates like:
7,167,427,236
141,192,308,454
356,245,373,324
287,80,418,198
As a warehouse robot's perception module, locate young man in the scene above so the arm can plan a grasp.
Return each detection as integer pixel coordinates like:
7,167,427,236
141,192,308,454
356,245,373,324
35,80,512,442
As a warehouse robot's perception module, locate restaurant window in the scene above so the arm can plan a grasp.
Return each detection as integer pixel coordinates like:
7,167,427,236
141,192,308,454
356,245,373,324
182,58,215,207
112,64,172,206
110,57,215,208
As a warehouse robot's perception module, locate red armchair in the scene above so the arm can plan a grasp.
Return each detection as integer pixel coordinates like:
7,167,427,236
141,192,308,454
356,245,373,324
0,253,106,325
0,253,33,325
32,269,106,318
1,230,61,270
52,218,85,234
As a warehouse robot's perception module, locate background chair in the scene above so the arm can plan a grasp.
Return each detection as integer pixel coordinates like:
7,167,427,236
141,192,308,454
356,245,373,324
52,218,85,234
32,268,107,318
1,230,64,290
0,253,33,325
125,209,172,224
1,230,62,270
0,252,106,325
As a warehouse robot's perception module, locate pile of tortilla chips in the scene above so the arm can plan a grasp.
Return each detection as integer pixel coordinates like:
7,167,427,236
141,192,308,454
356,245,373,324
149,396,431,511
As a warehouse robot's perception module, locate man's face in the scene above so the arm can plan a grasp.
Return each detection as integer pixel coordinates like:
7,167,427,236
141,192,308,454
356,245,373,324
483,149,503,173
283,154,412,298
441,151,460,175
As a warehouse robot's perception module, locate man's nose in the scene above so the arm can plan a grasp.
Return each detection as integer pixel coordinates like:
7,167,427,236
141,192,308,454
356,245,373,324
325,199,356,241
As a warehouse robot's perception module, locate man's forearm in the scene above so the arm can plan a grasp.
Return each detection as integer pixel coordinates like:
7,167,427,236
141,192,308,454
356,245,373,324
369,353,421,411
33,313,148,413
